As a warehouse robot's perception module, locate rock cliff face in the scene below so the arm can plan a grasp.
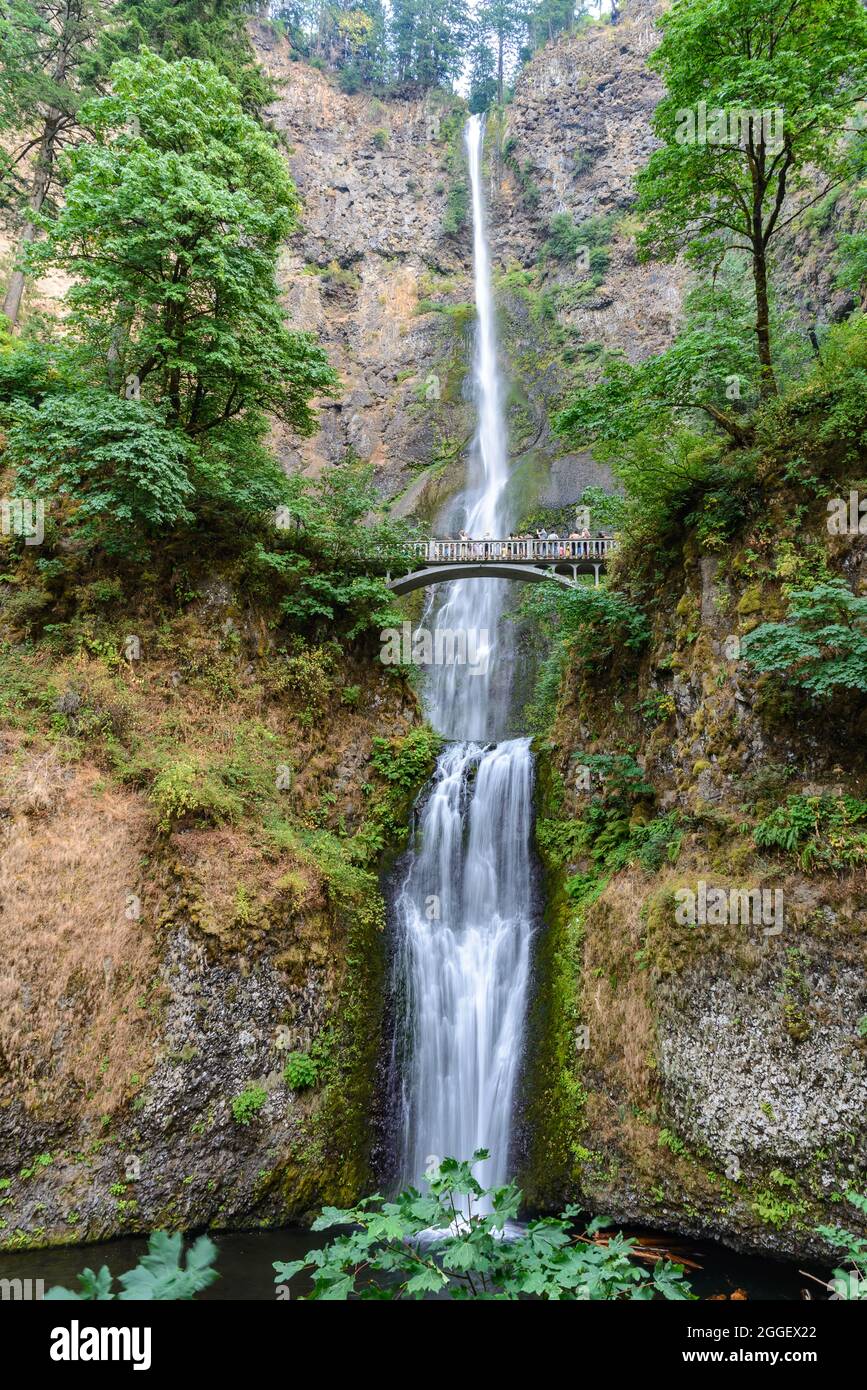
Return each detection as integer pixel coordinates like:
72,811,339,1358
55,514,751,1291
251,15,683,523
525,478,867,1262
0,580,432,1248
253,25,476,513
494,2,681,358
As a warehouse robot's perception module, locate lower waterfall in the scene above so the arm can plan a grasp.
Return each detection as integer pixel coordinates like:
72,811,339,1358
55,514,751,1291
392,739,535,1194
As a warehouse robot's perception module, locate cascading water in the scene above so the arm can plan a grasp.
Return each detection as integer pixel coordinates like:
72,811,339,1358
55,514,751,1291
423,112,512,743
391,114,537,1200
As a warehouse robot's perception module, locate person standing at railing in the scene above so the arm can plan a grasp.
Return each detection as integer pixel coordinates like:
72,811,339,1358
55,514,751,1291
580,526,591,558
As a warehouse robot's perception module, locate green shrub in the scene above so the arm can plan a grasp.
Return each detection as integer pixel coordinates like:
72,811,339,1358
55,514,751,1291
753,795,867,870
6,390,193,555
44,1232,219,1300
283,1051,318,1090
231,1086,268,1126
443,181,468,235
151,760,243,830
816,1192,867,1300
370,726,442,791
521,582,651,669
273,1151,695,1301
740,581,867,697
657,1129,688,1157
544,211,615,261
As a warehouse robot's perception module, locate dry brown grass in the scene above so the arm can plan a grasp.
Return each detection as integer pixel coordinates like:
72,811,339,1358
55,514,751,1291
0,611,416,1132
582,873,659,1115
0,742,161,1114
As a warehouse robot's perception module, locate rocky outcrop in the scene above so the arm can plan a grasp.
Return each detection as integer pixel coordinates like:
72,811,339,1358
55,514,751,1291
494,2,683,361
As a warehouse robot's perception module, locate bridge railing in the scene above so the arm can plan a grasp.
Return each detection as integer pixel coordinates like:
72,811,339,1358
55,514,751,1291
403,536,618,564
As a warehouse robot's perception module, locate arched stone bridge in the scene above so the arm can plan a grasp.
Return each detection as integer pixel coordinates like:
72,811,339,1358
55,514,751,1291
387,536,616,597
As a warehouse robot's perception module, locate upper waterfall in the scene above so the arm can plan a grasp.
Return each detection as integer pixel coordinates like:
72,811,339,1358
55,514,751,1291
423,113,515,742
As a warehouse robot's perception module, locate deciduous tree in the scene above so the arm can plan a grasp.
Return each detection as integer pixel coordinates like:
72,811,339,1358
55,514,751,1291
637,0,867,395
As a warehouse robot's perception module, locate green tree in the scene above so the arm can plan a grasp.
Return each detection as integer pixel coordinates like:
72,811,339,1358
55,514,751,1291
637,0,867,395
557,283,760,449
0,0,105,327
30,51,336,436
96,0,275,112
390,0,469,89
6,389,194,549
524,0,579,53
467,31,497,114
252,457,417,638
476,0,525,105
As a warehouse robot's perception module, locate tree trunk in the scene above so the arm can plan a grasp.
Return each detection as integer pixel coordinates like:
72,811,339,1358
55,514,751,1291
2,0,78,328
2,109,61,327
106,304,134,390
752,241,777,397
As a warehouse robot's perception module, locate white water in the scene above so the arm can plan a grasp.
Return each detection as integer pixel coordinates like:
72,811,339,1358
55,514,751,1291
423,113,512,743
394,116,536,1199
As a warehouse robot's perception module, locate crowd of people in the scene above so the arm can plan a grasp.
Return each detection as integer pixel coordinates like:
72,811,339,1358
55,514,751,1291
425,527,612,562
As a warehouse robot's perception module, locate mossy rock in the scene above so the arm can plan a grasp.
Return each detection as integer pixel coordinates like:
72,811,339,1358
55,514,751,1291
736,584,763,616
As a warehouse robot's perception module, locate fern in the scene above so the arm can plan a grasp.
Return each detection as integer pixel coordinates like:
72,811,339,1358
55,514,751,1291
740,581,867,696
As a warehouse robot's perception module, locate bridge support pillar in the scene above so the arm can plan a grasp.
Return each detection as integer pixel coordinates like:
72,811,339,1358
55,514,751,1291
593,564,601,588
570,565,577,583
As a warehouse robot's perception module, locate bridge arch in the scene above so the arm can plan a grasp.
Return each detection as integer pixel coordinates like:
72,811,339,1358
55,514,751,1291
387,563,581,597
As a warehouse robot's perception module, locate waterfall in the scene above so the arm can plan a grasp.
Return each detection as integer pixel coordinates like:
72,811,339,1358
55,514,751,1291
392,115,536,1200
423,113,512,743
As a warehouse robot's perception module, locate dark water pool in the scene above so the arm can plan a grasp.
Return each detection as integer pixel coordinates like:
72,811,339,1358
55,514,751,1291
0,1223,829,1301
